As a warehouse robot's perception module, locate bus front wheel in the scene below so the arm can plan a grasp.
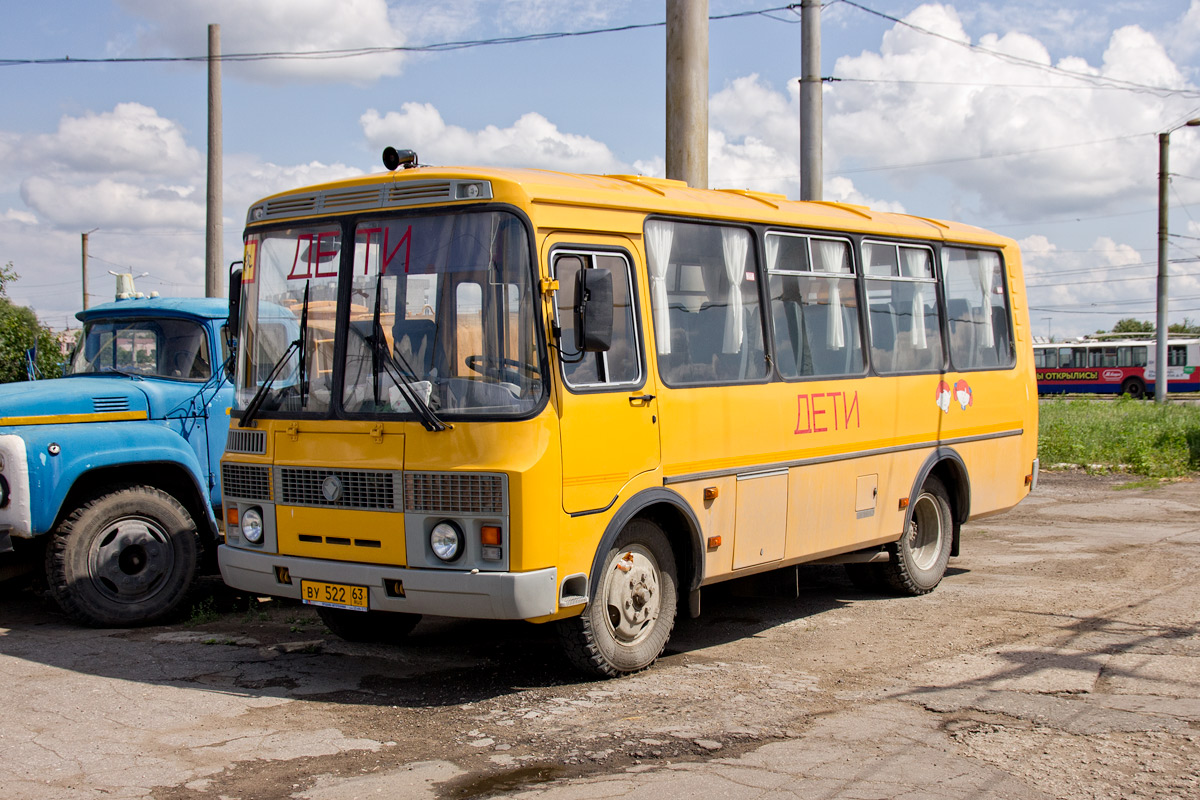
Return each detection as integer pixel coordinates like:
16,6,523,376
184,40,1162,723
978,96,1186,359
1121,378,1146,399
879,476,954,596
317,607,421,644
559,519,678,677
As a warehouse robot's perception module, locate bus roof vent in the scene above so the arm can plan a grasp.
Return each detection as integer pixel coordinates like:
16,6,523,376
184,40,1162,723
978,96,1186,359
322,187,385,212
386,181,454,205
262,194,319,219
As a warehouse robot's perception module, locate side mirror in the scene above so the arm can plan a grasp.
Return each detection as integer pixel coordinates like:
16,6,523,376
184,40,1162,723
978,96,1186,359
574,268,613,352
227,265,243,334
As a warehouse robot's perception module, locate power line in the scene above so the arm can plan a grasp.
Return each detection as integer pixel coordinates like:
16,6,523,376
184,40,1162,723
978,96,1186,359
837,0,1200,99
828,133,1149,177
0,4,802,67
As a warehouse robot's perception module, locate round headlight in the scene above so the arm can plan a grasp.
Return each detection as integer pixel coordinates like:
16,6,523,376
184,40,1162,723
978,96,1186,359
430,521,463,562
241,507,265,544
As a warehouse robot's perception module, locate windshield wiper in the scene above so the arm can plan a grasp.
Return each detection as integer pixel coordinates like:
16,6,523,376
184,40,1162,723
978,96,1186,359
366,272,448,432
239,281,309,428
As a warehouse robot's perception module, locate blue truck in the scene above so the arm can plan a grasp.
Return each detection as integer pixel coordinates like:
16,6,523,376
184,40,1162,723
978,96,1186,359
0,297,232,626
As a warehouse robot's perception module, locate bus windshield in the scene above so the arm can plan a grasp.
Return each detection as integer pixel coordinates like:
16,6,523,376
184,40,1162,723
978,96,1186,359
237,209,544,419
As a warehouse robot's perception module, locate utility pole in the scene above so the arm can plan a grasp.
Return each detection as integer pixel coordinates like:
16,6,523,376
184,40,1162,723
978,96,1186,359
666,0,708,189
800,0,822,201
81,228,98,310
1156,118,1200,403
206,23,223,298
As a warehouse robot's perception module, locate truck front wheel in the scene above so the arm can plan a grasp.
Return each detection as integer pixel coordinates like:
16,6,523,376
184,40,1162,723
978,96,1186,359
45,486,200,627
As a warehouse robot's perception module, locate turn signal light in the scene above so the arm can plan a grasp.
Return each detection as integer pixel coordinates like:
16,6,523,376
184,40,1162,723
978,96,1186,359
481,525,502,545
226,507,238,526
707,535,722,550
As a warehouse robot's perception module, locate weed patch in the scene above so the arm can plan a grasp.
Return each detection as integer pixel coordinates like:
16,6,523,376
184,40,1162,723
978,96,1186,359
1039,398,1200,478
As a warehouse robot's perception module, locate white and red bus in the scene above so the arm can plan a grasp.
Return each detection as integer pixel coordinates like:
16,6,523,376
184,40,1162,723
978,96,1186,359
1033,336,1200,398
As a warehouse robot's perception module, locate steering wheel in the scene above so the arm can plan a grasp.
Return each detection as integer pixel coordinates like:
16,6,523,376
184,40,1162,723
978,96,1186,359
464,355,539,385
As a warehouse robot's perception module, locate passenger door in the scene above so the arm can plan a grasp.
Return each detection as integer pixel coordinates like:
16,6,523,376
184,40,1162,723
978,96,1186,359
551,243,661,514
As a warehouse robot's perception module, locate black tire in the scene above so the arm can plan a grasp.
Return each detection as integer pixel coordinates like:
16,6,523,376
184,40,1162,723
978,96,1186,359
558,518,678,678
878,476,954,596
317,607,421,644
45,486,200,627
1121,378,1146,400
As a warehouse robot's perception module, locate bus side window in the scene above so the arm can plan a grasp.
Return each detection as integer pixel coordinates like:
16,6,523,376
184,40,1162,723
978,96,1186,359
552,250,642,391
863,242,941,375
943,247,1015,370
646,219,767,386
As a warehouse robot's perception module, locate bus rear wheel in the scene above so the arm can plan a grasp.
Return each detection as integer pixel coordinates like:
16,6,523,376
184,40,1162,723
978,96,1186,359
879,476,954,596
1121,378,1146,399
558,519,678,678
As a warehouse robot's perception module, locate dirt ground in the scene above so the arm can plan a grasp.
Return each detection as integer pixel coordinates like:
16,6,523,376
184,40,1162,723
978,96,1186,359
1,470,1198,799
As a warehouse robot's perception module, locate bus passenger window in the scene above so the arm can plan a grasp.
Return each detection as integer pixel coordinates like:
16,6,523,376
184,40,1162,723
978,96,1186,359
766,232,863,378
552,250,643,390
943,247,1015,370
645,219,767,386
863,242,942,374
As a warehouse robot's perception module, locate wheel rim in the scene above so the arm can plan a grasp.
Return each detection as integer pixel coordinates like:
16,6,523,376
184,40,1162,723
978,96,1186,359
906,493,945,571
87,516,175,604
600,544,662,647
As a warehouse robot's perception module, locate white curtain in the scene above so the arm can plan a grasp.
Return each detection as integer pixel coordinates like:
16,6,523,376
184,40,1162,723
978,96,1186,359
645,221,674,355
975,251,998,346
902,249,929,349
814,239,847,349
765,234,781,272
720,228,749,352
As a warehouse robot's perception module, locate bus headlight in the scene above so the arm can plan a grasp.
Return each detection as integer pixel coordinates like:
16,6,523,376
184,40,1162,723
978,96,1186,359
241,507,265,544
430,521,463,562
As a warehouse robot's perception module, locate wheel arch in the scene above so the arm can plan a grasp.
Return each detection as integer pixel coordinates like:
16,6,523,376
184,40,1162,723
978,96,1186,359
586,487,705,602
907,448,970,557
56,461,218,549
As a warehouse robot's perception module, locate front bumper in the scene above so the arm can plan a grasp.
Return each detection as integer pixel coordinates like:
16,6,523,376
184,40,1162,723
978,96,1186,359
218,544,559,620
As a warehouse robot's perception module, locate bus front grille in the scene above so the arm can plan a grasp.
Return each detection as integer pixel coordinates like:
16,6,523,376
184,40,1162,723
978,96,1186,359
403,472,505,515
278,467,402,511
222,463,272,501
225,429,266,454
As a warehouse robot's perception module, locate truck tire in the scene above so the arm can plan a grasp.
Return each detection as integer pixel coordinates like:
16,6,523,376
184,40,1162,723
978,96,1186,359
558,518,678,678
45,486,200,627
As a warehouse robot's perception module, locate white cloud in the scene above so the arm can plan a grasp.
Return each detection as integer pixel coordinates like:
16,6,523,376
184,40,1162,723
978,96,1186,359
10,103,202,179
21,177,204,230
116,0,410,84
823,4,1199,220
360,105,627,173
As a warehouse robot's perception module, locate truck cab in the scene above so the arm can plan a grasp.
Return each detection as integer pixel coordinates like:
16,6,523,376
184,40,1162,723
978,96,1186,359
0,297,232,626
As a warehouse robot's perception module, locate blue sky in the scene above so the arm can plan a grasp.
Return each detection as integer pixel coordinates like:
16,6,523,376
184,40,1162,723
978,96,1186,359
4,0,1200,338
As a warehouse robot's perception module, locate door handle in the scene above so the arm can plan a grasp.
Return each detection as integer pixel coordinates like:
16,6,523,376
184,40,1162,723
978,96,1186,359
628,394,656,404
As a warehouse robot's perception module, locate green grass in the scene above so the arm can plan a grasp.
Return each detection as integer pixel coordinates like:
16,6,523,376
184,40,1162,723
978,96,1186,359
1039,398,1200,478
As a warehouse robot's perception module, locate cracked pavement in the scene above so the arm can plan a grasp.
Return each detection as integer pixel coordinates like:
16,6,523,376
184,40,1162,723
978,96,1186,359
1,470,1198,799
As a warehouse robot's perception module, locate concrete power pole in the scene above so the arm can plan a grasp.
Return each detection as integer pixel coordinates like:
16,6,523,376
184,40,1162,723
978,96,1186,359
800,0,822,201
205,23,223,298
80,230,93,310
666,0,708,189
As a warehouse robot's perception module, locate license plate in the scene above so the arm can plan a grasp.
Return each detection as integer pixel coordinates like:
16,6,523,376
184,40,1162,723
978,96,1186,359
300,580,369,611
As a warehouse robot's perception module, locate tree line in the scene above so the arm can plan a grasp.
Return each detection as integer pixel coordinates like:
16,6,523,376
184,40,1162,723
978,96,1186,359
0,262,68,383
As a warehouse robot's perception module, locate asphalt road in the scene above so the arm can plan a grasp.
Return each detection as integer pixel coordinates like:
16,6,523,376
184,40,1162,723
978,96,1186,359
1,470,1197,800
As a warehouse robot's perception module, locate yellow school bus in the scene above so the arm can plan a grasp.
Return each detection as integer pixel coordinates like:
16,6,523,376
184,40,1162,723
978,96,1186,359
219,148,1038,676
